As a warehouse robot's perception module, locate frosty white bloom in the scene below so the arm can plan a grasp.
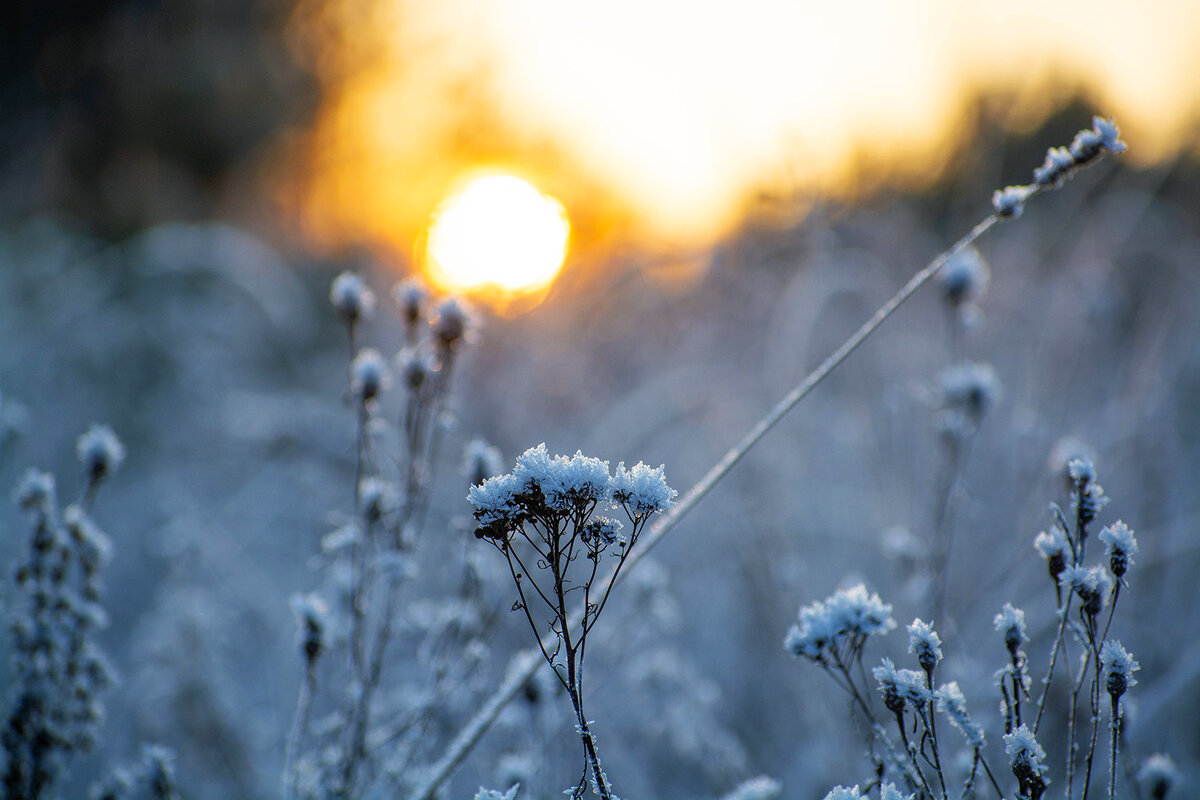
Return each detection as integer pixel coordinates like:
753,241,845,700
880,782,915,800
1100,640,1140,699
358,477,398,522
939,361,1001,421
907,618,942,674
1067,457,1096,485
77,424,125,482
824,584,896,639
14,468,56,510
993,603,1028,654
719,776,782,800
612,461,676,516
432,297,474,350
1004,724,1048,779
1099,520,1138,578
992,184,1035,218
940,246,990,308
350,348,390,402
330,270,376,325
1137,754,1180,800
821,787,861,800
552,451,613,507
936,682,986,749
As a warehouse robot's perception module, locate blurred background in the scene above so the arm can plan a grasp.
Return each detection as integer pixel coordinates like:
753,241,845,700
2,0,1199,798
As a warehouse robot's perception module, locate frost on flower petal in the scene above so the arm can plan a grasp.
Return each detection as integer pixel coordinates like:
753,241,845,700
1034,527,1069,560
612,461,676,516
1092,116,1126,153
555,451,613,506
824,584,895,638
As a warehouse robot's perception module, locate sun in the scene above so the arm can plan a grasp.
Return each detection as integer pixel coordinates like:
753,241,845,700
425,174,570,296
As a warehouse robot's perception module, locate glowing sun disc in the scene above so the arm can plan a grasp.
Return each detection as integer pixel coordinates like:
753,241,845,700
426,174,570,294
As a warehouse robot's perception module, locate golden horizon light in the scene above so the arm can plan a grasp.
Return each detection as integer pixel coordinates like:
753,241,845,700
425,174,570,297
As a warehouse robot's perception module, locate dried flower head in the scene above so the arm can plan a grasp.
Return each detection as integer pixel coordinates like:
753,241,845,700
1100,640,1140,700
1137,754,1180,800
907,618,942,675
392,277,427,329
330,271,376,326
993,603,1028,657
77,424,126,484
350,348,389,403
936,682,986,749
432,297,474,352
940,246,990,308
1004,724,1048,798
1098,520,1138,579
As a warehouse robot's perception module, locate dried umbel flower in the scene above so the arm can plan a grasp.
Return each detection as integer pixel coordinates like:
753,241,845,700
76,424,125,486
786,585,895,662
330,271,376,327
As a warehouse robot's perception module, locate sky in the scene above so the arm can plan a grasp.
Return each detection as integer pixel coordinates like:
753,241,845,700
278,0,1200,261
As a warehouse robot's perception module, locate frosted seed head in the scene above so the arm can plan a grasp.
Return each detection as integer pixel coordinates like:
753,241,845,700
821,787,862,800
940,246,990,308
330,271,375,326
463,439,505,486
1099,520,1138,578
1101,640,1139,699
432,297,474,351
1137,754,1180,800
350,348,390,403
14,468,57,510
392,277,427,327
993,603,1028,656
77,424,125,484
611,461,676,517
907,618,942,674
992,184,1034,218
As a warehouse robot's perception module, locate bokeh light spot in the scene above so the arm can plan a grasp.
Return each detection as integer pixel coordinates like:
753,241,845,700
425,174,570,297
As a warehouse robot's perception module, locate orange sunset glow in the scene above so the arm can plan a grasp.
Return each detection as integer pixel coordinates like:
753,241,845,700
281,0,1200,294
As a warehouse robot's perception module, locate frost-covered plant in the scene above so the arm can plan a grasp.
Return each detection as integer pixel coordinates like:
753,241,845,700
3,428,123,800
285,270,492,800
469,445,675,799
